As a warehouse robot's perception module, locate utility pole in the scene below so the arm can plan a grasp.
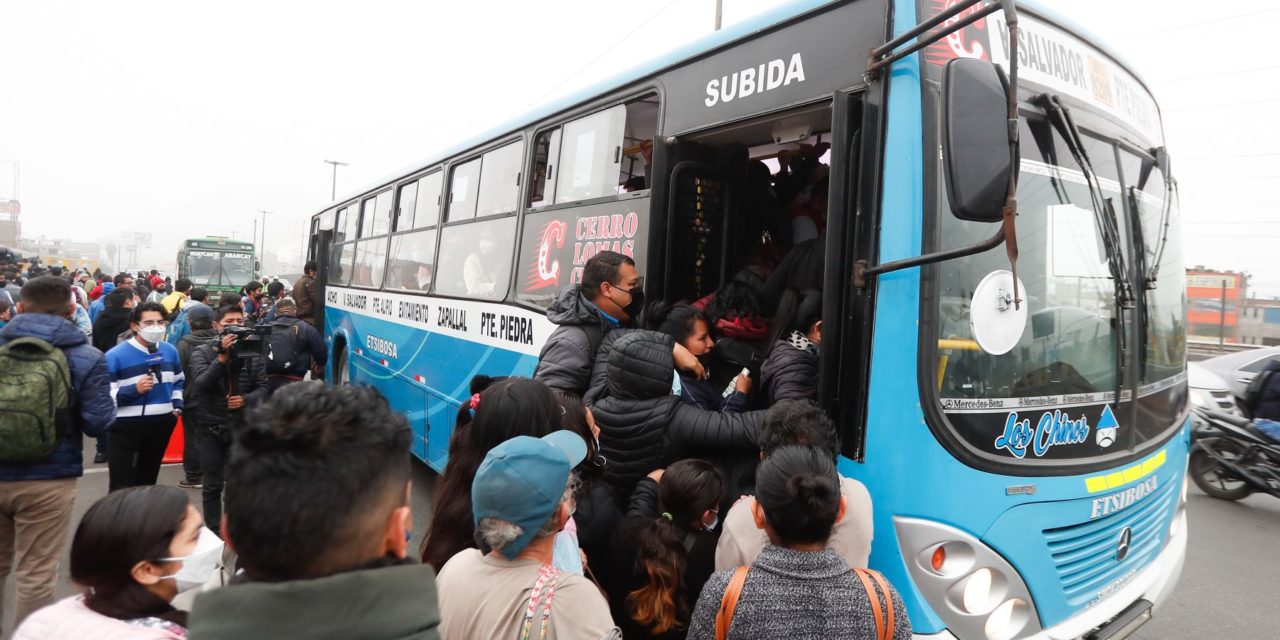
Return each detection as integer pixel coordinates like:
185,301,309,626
1219,278,1228,348
258,210,273,274
324,159,348,201
714,0,723,30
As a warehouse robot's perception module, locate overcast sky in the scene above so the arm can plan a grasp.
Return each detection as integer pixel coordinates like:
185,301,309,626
1,0,1277,293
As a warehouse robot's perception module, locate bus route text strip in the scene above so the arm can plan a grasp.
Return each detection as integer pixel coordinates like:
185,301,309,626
325,286,557,358
940,371,1186,413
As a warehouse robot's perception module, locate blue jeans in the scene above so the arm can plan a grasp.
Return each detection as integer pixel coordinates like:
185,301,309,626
1254,419,1280,443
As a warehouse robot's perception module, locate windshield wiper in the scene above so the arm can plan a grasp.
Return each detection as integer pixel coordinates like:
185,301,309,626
1037,93,1133,410
1036,93,1134,310
1140,159,1176,290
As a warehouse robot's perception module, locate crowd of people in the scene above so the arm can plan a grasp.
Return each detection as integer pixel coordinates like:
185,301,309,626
0,227,912,638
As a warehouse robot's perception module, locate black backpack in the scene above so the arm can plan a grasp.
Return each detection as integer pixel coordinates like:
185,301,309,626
264,322,303,375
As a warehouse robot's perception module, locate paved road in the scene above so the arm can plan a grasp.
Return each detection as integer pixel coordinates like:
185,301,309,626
4,449,1278,639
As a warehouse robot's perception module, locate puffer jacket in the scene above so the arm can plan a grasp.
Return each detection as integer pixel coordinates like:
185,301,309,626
91,306,132,354
533,285,620,396
0,313,116,481
187,343,269,430
591,331,762,501
1254,360,1280,421
760,338,819,404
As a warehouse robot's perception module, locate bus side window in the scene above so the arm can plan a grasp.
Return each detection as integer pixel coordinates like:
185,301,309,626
387,229,438,292
434,218,517,300
618,96,659,192
529,128,562,208
447,158,482,222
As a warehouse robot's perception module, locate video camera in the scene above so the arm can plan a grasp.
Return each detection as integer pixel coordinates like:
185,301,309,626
221,324,274,360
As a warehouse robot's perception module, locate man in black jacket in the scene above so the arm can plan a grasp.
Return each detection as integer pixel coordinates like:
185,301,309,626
262,297,326,394
90,286,134,353
188,304,267,526
535,251,703,398
174,304,218,489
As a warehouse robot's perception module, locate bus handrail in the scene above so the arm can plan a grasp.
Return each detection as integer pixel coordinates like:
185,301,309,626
867,0,1004,78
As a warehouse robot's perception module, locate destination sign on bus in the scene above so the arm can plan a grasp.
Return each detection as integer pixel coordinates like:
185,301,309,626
187,239,252,251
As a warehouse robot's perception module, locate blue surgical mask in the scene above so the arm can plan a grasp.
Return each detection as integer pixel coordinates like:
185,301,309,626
671,370,682,396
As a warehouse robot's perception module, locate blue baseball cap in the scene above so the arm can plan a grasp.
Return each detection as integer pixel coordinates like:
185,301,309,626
472,431,587,560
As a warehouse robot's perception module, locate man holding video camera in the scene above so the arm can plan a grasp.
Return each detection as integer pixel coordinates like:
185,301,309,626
188,302,268,527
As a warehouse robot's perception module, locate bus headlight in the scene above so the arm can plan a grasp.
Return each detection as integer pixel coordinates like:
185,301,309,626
985,598,1030,640
896,517,1041,640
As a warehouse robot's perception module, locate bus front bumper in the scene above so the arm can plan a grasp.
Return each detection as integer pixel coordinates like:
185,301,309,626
914,509,1187,640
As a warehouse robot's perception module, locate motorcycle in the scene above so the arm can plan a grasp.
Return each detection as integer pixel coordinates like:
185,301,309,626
1189,405,1280,501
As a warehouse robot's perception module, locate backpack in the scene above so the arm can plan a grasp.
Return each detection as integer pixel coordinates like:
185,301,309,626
1244,368,1276,415
166,307,190,346
264,321,302,375
0,337,73,463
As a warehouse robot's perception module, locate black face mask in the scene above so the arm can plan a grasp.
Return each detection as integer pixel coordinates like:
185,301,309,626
617,284,645,318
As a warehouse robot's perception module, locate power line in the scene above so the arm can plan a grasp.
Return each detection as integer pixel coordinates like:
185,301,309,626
519,0,683,113
1117,8,1280,40
1185,220,1280,224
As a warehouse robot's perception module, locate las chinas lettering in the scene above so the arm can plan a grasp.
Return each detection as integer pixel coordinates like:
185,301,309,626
705,53,806,107
994,406,1120,459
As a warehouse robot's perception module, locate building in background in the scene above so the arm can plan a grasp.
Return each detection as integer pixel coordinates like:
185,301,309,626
19,235,102,271
1240,298,1280,347
0,200,19,248
1186,267,1247,343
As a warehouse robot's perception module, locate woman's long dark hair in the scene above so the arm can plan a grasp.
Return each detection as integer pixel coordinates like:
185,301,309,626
755,445,841,545
70,485,191,627
626,459,723,634
422,377,559,572
553,391,605,486
765,288,822,354
644,301,706,345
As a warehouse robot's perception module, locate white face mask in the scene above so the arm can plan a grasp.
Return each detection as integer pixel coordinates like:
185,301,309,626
139,325,167,344
157,527,224,593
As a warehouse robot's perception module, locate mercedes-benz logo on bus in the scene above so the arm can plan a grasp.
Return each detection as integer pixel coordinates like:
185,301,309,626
1116,527,1133,561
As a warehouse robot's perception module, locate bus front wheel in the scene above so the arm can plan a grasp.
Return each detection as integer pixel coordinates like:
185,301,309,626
334,345,350,385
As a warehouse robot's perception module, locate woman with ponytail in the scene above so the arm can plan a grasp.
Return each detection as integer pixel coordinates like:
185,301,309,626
759,288,823,404
422,377,559,572
688,446,912,639
605,460,724,639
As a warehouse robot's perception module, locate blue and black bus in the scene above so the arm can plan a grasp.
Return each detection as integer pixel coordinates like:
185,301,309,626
306,1,1188,637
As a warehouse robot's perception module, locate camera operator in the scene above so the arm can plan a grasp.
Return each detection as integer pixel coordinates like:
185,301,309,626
264,297,327,393
187,303,268,527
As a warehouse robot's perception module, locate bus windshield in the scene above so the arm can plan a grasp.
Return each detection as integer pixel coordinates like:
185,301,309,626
932,115,1185,465
938,117,1124,400
186,250,255,287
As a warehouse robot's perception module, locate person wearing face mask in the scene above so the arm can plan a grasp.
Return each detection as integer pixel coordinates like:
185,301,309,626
760,289,823,404
435,432,618,640
187,383,441,639
104,302,185,491
537,251,704,399
13,486,223,640
462,230,502,297
603,460,724,640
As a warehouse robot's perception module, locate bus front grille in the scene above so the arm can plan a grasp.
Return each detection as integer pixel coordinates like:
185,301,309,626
1041,478,1178,602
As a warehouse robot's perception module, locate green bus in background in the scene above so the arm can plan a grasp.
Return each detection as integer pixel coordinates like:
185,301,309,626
176,237,257,303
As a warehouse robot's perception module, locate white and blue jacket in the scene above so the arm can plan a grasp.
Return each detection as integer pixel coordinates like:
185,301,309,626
105,338,185,419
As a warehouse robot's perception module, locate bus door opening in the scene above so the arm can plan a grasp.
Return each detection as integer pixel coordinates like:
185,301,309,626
658,102,848,400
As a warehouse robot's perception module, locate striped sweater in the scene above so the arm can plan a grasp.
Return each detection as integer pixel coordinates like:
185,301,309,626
106,338,185,419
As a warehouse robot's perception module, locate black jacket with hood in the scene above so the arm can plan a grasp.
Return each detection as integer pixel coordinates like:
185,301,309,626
533,285,621,397
590,331,762,502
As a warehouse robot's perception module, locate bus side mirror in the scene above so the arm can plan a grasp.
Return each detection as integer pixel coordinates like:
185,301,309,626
942,58,1014,223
